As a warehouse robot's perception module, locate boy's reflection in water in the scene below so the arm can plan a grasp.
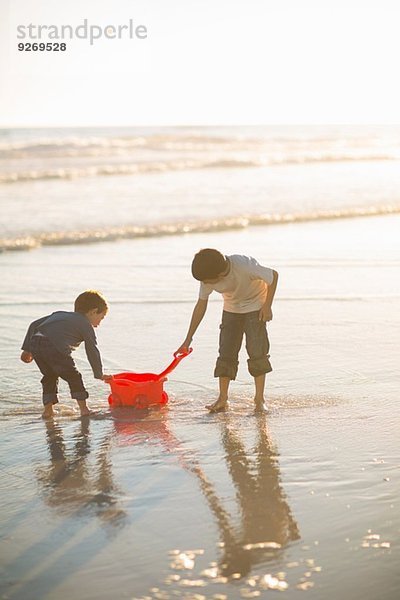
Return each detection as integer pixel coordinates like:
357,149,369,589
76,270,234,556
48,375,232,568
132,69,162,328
37,409,298,577
36,418,126,528
196,416,300,577
113,410,299,579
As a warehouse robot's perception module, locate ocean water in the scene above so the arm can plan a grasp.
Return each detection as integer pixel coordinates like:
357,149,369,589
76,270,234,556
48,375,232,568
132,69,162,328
0,126,399,599
1,125,400,248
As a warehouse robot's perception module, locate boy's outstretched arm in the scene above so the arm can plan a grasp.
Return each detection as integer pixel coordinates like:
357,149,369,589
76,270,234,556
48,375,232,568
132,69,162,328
176,298,208,353
259,269,279,322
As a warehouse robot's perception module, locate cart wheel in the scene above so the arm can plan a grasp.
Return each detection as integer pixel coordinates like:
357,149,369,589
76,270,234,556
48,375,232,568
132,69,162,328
161,391,168,404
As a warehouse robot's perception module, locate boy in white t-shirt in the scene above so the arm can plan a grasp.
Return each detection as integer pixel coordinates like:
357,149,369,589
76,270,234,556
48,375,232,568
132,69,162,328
176,249,278,413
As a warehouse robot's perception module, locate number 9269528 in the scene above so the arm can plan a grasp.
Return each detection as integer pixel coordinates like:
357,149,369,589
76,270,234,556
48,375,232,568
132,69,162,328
18,43,67,51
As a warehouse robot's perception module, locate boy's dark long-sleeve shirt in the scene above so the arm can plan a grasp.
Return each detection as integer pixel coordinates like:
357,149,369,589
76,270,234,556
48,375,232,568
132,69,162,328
22,311,103,379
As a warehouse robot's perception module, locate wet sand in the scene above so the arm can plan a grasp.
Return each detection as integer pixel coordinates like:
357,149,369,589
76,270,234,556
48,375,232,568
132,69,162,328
1,215,399,599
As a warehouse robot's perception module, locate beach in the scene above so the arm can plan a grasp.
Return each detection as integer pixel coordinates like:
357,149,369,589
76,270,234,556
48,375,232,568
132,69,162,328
0,126,399,599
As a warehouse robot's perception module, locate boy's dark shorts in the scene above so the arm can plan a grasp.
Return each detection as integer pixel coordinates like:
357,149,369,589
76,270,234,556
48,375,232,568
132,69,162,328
214,310,272,380
31,335,88,405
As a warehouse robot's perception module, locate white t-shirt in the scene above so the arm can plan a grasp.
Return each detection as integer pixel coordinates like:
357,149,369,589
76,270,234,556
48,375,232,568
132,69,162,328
198,254,274,313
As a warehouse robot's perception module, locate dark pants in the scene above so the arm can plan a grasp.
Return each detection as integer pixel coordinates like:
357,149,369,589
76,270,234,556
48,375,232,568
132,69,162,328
31,336,88,406
214,310,272,380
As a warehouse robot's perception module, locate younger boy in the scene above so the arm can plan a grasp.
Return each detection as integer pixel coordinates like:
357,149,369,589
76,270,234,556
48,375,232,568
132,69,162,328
176,249,278,413
21,290,111,418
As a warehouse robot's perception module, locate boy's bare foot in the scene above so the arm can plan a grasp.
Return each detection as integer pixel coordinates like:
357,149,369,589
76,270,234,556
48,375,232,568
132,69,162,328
254,398,268,414
206,398,229,413
77,400,91,417
42,406,54,419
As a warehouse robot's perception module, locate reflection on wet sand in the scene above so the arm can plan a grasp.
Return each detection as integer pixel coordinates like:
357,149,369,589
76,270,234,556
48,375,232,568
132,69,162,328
32,409,299,596
210,416,300,577
36,418,126,528
113,409,299,581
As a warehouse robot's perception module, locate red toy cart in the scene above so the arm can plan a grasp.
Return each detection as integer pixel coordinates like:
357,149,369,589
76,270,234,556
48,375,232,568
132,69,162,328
108,349,192,409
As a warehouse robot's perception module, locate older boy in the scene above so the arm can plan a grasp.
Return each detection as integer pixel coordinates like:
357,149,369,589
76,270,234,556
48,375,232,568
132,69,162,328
21,290,111,418
176,249,278,413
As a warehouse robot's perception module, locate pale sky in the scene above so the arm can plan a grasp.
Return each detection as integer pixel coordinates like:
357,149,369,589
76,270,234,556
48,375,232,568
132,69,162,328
1,0,400,126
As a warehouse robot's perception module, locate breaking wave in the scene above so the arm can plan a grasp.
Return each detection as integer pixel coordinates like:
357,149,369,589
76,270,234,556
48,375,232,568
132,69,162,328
2,204,399,253
1,127,399,183
1,154,398,183
0,159,255,183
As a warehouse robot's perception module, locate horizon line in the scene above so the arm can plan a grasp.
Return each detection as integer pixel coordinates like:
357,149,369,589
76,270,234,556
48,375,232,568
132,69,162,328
1,122,400,129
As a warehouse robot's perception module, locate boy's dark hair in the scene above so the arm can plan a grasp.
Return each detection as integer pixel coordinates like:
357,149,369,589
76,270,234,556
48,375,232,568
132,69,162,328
74,290,108,314
191,249,227,281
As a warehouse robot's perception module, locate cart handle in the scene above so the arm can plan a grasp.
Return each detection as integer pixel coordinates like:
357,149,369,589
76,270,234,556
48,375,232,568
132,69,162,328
157,348,193,380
